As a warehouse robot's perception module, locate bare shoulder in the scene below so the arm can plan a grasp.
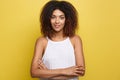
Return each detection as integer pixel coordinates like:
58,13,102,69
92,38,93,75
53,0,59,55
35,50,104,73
35,36,47,47
70,35,82,44
36,36,47,42
69,35,82,48
73,35,82,40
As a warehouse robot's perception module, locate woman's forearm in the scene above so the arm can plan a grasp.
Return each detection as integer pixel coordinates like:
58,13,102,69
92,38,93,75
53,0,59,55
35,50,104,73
31,66,84,79
31,69,77,80
31,68,64,78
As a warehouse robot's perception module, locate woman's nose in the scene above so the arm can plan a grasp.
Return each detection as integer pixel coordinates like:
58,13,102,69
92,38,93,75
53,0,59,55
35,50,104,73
55,18,60,23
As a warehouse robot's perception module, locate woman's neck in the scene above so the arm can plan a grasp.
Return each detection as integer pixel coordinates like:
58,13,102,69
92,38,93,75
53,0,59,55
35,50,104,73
51,32,67,41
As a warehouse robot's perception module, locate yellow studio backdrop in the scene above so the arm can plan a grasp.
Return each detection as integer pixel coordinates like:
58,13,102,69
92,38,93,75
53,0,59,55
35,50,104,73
0,0,120,80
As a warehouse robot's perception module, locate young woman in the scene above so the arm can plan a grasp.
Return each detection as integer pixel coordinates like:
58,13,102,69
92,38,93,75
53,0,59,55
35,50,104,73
31,1,85,80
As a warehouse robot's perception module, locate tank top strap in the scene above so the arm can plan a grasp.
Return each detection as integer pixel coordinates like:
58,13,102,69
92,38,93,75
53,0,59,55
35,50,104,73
46,36,51,41
67,37,71,42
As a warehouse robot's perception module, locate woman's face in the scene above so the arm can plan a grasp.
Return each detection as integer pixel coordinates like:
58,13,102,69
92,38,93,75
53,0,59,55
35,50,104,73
50,9,65,32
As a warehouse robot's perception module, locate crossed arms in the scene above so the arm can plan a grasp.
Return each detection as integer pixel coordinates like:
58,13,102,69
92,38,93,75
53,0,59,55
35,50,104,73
30,36,85,79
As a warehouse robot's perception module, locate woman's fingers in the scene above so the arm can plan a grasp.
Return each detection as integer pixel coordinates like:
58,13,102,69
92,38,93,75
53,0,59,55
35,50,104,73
75,66,85,76
38,65,43,69
76,67,85,71
75,70,84,74
38,59,48,70
75,66,84,70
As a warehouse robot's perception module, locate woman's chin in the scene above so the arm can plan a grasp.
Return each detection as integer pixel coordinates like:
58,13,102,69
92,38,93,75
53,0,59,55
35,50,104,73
53,29,63,33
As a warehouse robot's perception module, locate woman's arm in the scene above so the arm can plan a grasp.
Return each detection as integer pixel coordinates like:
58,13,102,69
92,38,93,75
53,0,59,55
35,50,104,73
31,37,63,78
37,60,83,79
30,37,83,79
50,35,86,79
73,35,85,76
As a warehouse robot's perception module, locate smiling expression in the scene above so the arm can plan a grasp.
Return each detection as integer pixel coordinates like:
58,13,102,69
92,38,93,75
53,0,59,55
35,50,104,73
50,9,66,33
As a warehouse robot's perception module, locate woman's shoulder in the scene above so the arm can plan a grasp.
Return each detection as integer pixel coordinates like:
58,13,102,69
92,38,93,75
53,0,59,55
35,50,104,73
69,34,82,47
35,36,48,46
70,34,82,42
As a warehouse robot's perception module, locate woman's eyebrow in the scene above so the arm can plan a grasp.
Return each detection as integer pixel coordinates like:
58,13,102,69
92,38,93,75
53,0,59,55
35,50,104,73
51,14,65,17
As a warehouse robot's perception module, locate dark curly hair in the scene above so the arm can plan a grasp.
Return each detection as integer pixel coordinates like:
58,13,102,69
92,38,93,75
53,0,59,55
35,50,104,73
40,0,78,38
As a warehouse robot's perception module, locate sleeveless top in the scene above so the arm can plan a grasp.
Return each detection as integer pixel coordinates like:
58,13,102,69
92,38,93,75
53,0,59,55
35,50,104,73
40,37,78,80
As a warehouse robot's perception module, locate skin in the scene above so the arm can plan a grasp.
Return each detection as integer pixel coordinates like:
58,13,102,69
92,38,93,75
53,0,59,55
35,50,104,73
31,9,85,79
50,9,65,33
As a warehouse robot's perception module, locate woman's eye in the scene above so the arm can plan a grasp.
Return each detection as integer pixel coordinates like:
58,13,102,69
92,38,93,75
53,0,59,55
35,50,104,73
51,16,55,19
60,17,65,19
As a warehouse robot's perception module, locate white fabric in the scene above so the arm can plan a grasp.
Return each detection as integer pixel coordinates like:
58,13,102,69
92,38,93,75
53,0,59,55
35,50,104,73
41,37,78,80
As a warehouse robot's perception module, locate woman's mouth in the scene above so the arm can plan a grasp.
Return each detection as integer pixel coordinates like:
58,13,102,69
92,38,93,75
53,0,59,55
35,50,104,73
54,25,60,28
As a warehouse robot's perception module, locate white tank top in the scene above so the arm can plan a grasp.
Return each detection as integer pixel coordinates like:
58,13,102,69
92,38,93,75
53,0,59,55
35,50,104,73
41,37,78,80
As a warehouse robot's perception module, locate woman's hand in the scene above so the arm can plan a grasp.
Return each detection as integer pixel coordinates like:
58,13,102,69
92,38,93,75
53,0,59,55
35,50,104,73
62,66,85,76
37,59,48,70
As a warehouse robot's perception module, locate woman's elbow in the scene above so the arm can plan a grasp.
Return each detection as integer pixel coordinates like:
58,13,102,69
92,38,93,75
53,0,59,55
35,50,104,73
31,71,35,78
30,68,38,78
30,68,47,78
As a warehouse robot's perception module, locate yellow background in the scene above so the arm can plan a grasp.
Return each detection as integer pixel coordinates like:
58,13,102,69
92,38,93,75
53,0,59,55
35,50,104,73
0,0,120,80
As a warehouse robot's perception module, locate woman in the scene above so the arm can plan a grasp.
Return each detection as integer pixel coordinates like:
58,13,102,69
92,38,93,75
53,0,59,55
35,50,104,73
31,0,85,80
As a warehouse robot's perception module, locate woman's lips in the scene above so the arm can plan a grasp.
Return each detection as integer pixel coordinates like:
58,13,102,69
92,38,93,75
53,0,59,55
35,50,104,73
54,25,60,28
